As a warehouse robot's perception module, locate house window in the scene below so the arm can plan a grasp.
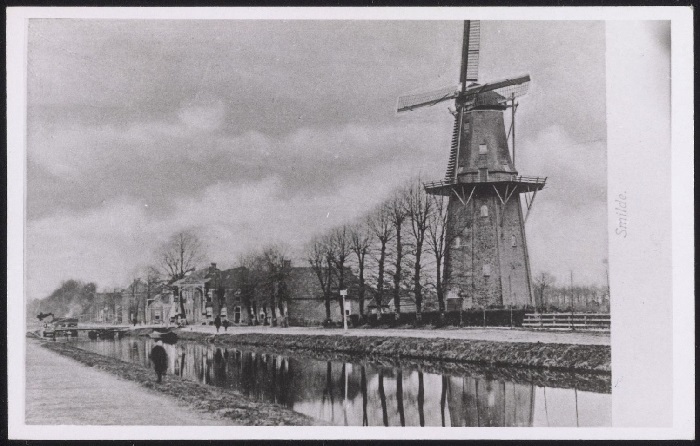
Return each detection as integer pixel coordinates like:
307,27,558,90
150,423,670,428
480,205,489,217
479,144,488,154
511,235,517,247
483,264,491,276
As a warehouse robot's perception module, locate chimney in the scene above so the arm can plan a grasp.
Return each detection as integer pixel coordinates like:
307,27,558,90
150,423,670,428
210,262,217,270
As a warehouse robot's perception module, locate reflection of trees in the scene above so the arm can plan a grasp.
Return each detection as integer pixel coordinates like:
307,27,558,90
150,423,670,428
97,339,553,427
396,369,405,426
361,365,368,427
440,376,448,427
417,371,425,427
214,348,226,385
321,361,335,423
378,370,388,426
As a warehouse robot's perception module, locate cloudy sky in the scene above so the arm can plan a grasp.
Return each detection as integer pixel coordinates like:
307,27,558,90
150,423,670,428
26,19,607,299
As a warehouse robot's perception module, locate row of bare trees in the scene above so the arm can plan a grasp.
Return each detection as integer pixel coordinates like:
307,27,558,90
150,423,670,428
306,177,459,324
123,176,461,325
237,244,292,326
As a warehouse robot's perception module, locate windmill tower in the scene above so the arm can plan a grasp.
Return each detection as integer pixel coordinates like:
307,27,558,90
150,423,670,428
397,21,546,310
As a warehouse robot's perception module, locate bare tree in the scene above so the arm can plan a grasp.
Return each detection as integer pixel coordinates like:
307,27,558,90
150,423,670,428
126,276,142,324
349,221,371,319
158,230,205,319
306,235,334,323
367,204,393,312
143,266,162,300
328,225,352,319
238,250,266,325
159,230,205,281
260,244,292,326
426,195,449,318
388,188,409,320
406,178,432,322
534,272,556,312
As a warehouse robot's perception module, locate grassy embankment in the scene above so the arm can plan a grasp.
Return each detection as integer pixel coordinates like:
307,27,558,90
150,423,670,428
176,330,612,393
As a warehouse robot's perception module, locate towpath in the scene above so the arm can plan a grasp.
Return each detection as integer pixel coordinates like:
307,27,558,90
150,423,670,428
25,338,231,425
180,324,610,346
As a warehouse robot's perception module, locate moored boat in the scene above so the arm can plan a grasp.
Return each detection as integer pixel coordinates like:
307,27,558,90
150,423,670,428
150,328,178,343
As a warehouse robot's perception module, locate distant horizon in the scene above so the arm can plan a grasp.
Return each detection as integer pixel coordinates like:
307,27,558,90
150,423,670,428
26,19,608,300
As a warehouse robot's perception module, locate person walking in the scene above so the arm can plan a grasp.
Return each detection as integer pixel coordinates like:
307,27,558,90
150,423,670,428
222,319,230,332
214,315,222,333
150,339,168,383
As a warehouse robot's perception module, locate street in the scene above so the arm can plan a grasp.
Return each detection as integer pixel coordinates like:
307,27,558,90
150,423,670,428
182,324,610,346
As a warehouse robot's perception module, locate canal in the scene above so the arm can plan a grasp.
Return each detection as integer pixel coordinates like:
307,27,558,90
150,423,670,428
75,337,611,427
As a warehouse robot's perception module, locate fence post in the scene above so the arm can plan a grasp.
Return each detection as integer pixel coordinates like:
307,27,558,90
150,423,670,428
510,306,513,328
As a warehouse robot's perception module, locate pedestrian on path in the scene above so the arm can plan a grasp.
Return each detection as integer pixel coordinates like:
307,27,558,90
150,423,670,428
223,319,230,332
214,315,222,333
150,339,168,383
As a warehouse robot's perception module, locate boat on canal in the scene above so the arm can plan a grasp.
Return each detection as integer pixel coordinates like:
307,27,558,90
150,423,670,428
149,327,178,343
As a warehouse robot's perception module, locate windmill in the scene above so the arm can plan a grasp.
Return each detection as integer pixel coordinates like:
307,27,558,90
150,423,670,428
397,20,546,310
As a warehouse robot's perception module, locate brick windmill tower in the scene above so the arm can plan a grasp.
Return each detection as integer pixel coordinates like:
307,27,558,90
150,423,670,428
397,21,546,310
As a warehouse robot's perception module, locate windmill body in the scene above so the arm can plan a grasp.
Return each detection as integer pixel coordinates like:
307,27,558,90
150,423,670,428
397,21,546,310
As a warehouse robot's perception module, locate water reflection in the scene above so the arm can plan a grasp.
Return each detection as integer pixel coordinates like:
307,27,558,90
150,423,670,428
78,338,611,427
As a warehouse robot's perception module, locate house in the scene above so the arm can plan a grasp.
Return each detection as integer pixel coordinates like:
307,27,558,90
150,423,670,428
145,288,175,324
167,261,364,327
171,263,220,325
285,266,361,326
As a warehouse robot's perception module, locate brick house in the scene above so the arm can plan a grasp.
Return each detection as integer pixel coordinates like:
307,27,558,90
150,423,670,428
285,266,360,326
168,262,362,327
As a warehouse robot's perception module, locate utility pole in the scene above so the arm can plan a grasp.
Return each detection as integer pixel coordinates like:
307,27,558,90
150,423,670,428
340,289,348,331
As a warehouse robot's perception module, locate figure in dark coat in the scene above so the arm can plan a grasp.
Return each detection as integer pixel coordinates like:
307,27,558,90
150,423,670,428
150,340,168,383
214,315,222,333
222,319,230,332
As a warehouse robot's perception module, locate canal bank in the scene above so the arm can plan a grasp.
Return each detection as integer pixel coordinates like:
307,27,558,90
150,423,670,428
28,335,322,426
172,329,611,374
25,338,230,426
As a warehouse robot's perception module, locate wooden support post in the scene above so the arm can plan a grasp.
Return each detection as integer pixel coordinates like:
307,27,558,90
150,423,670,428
511,94,516,167
451,188,466,206
492,185,505,205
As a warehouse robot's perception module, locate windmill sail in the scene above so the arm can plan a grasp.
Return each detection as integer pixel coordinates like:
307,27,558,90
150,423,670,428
462,20,480,83
397,20,481,113
465,74,531,105
396,85,460,113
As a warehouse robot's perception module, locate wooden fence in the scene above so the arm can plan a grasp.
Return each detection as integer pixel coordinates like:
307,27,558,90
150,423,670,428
522,313,610,331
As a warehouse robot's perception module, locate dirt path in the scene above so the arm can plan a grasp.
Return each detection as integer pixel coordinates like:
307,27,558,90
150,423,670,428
183,325,610,346
25,338,231,425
